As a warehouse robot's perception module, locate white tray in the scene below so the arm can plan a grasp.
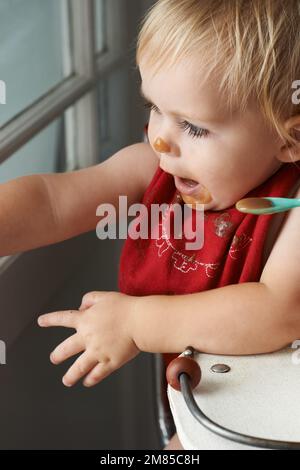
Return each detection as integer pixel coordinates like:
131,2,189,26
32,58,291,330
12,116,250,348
167,346,300,450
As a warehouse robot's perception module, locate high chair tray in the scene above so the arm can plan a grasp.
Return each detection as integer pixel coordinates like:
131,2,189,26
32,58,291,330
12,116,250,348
167,346,300,450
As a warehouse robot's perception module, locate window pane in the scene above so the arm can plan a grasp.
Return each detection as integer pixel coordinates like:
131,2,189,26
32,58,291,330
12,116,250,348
95,0,107,53
0,116,66,185
0,0,66,127
97,67,131,162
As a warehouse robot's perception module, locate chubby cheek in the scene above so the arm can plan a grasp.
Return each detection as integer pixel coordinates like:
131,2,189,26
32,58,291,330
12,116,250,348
207,161,257,207
147,120,254,207
190,156,245,208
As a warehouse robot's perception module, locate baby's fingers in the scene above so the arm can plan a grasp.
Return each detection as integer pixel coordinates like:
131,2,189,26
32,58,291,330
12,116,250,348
62,352,98,387
50,334,84,365
79,291,103,311
83,361,115,387
37,310,78,329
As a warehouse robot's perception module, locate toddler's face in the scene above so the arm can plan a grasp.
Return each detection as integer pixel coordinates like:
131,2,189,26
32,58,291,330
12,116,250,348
139,58,285,211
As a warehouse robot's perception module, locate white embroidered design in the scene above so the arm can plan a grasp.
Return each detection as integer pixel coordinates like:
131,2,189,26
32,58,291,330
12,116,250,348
214,213,234,238
155,200,220,277
229,233,253,259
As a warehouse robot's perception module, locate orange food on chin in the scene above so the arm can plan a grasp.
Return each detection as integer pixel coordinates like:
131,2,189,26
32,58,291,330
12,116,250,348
181,190,212,209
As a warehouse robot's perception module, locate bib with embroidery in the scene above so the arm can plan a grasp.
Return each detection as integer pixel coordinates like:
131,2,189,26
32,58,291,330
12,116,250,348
118,161,300,366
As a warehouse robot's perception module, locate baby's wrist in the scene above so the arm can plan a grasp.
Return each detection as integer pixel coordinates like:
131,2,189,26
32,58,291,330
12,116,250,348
127,295,145,352
128,294,172,353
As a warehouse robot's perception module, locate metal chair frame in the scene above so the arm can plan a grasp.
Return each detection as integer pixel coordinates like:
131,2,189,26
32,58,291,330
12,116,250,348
151,353,176,448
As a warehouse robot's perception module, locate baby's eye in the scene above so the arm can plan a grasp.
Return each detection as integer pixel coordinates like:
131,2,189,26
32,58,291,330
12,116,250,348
177,121,209,139
142,100,209,140
143,101,160,114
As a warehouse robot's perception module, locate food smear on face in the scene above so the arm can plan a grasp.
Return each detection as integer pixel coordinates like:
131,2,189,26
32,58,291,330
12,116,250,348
153,137,171,153
152,137,213,209
181,190,213,210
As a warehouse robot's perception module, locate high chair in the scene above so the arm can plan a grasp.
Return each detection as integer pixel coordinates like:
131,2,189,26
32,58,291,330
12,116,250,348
166,346,300,450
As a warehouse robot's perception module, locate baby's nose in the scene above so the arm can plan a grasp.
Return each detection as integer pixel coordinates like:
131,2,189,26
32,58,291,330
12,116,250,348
153,137,171,153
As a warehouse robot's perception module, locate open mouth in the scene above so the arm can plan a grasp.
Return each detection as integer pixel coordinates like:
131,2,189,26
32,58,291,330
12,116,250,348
180,177,199,188
174,175,213,205
174,175,203,196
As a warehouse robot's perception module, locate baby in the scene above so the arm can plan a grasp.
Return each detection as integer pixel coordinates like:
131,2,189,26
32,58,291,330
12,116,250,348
2,0,300,451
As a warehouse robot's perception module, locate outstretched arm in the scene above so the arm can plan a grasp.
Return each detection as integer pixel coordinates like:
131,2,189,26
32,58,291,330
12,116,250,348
0,142,158,255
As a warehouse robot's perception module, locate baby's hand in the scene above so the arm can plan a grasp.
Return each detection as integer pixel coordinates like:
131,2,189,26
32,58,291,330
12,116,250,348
37,291,140,388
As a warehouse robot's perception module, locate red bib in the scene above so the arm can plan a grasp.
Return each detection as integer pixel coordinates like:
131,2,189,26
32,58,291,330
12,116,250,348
118,160,300,367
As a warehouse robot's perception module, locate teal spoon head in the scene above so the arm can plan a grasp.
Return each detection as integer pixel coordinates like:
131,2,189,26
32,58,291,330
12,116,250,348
235,197,300,215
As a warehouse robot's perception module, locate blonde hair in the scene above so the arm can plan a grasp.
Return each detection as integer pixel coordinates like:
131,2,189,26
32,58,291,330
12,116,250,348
136,0,300,151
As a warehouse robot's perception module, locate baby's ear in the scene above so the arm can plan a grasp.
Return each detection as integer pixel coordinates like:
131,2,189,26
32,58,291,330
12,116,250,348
277,116,300,162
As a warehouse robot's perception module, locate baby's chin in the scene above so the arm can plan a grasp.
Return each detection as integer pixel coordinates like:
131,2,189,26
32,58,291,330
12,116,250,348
180,192,236,212
200,199,235,212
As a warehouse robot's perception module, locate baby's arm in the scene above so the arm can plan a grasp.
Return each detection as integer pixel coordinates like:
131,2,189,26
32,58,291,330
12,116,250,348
0,142,158,256
131,198,300,356
38,278,297,388
130,282,295,355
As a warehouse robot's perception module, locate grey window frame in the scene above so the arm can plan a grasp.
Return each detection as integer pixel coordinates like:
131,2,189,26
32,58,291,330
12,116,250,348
0,0,127,273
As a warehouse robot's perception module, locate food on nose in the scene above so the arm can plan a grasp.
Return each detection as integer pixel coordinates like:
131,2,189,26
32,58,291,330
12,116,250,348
153,137,171,153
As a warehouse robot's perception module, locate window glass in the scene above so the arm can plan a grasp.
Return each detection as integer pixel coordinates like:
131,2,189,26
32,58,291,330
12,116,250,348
0,116,66,184
0,0,66,127
97,67,130,162
95,0,107,53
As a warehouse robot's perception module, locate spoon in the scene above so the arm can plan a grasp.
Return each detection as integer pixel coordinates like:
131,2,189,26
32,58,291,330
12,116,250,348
235,197,300,215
